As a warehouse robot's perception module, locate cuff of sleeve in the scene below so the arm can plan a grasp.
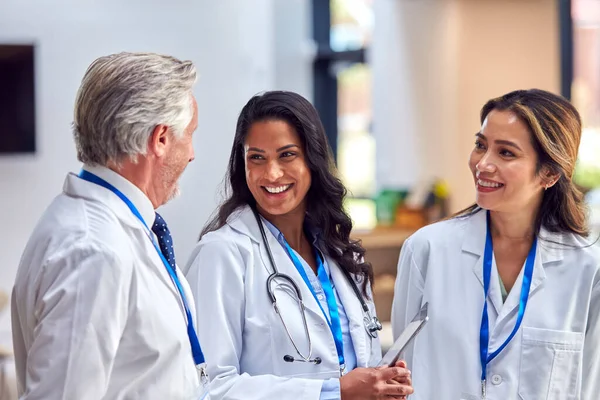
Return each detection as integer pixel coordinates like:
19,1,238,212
319,378,341,400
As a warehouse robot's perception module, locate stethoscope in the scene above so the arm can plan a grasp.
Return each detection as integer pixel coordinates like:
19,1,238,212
252,207,383,366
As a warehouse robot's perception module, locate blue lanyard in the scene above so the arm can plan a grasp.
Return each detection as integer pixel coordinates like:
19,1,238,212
479,211,536,385
283,242,346,371
78,170,205,366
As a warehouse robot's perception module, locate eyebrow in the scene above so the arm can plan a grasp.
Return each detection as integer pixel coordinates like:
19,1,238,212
246,144,300,153
475,132,522,151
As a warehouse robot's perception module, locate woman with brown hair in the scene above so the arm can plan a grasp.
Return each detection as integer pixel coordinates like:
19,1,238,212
391,89,600,399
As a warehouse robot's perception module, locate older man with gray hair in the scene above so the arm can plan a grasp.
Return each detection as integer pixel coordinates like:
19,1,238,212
12,52,207,399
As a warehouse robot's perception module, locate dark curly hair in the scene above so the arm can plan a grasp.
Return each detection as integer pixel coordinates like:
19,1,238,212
201,90,373,295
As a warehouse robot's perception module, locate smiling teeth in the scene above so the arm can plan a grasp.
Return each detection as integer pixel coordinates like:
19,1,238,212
265,185,291,194
478,179,502,188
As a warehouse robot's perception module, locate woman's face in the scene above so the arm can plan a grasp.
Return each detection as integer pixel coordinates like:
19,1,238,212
468,109,549,213
244,120,312,217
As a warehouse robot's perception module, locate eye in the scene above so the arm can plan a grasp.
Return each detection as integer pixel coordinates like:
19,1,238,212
474,139,486,150
248,154,264,160
499,149,515,157
280,151,296,158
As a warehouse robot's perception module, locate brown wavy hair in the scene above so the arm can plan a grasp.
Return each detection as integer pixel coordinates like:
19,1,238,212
456,89,588,237
201,91,374,295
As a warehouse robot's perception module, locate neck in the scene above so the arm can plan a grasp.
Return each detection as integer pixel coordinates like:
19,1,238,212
108,158,162,209
259,204,307,251
489,207,539,241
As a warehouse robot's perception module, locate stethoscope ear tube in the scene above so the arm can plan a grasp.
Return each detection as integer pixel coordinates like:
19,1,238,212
252,204,382,352
267,272,304,303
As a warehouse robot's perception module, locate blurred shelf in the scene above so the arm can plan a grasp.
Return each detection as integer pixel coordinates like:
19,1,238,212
351,226,414,250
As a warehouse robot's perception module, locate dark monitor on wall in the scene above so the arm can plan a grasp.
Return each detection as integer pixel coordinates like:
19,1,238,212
0,44,36,154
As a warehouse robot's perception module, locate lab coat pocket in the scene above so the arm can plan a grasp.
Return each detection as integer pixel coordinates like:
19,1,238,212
518,327,583,400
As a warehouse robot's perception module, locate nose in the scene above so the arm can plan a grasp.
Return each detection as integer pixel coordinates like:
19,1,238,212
476,151,496,174
265,160,284,181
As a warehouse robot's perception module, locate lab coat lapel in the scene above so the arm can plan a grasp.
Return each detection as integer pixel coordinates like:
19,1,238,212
328,261,369,367
462,210,503,316
493,227,561,331
229,206,328,323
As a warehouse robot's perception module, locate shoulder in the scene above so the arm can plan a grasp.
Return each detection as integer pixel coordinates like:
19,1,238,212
183,222,254,275
555,231,600,269
26,194,133,267
404,213,474,252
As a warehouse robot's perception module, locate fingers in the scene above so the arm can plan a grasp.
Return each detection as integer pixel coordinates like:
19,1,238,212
375,382,414,397
378,366,411,382
394,360,407,369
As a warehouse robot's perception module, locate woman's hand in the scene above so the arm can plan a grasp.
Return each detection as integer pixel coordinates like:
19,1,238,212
388,360,413,399
339,363,413,400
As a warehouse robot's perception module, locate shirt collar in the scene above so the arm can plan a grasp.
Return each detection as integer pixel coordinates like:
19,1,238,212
262,217,322,248
82,164,156,228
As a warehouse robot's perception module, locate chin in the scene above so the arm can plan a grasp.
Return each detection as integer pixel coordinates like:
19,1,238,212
475,197,494,211
164,184,181,204
259,205,291,216
257,200,299,217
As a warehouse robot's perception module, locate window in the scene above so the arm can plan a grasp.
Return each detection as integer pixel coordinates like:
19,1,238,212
567,1,600,188
313,0,376,228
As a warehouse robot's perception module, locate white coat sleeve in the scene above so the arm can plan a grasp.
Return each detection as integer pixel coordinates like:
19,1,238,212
582,278,600,399
15,242,130,400
390,237,425,346
185,238,325,400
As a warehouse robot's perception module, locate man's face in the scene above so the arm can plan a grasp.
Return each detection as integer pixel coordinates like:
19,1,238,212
161,97,198,203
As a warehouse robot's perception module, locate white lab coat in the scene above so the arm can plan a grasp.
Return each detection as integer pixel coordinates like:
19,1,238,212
184,205,382,400
391,209,600,400
11,165,206,400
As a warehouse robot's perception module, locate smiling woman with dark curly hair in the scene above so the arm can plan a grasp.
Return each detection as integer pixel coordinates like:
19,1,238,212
184,90,414,400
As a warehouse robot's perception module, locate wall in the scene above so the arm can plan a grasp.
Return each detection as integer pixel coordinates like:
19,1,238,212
372,0,560,211
0,0,314,344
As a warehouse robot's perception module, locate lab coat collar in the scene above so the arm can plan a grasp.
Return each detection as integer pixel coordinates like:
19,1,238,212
461,207,565,263
462,208,564,322
64,165,156,230
229,205,372,365
228,205,330,323
328,263,370,367
63,165,182,300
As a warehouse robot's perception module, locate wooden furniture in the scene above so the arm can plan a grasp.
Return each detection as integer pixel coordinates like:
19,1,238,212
352,227,415,322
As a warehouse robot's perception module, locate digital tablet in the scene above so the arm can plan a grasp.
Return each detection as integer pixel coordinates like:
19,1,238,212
379,302,429,367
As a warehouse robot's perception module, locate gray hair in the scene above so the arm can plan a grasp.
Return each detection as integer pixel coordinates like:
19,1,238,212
73,52,197,166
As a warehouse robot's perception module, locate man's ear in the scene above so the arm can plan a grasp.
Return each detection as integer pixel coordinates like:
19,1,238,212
148,124,170,158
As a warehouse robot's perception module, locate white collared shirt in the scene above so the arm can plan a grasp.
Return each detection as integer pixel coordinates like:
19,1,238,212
12,165,205,400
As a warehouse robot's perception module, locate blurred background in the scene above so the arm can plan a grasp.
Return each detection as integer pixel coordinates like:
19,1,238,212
1,0,600,395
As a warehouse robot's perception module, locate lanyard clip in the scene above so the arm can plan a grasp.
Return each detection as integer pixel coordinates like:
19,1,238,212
340,363,346,376
481,379,486,399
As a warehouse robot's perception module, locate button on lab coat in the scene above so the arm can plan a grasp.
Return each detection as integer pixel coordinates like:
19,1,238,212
12,166,205,400
184,205,382,400
391,209,600,400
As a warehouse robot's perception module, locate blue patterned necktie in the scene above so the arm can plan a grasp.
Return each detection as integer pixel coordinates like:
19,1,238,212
152,212,177,272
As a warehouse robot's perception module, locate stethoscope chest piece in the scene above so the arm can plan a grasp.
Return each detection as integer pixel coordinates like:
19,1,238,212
364,315,383,338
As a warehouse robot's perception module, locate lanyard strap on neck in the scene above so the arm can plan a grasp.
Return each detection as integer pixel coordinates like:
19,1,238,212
479,210,536,381
78,170,205,366
283,242,346,370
